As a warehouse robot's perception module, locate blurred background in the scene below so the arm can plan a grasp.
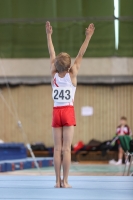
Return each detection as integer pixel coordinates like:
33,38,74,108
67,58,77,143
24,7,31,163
0,0,133,174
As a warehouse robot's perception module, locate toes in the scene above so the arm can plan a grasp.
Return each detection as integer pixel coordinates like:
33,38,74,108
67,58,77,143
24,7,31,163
62,183,72,188
54,183,61,188
54,185,60,188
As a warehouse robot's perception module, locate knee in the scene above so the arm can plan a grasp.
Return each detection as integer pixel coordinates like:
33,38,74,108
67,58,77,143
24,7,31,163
62,146,71,154
54,146,62,152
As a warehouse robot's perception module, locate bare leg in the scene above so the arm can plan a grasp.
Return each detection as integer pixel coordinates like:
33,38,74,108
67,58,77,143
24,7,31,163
62,126,74,188
116,147,124,165
52,127,63,188
118,147,124,160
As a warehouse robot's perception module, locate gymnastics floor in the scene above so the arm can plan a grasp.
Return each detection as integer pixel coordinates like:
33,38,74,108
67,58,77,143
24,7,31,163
0,176,133,200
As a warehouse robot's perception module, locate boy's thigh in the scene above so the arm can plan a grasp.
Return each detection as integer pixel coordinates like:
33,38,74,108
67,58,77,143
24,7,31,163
52,127,63,147
62,126,74,146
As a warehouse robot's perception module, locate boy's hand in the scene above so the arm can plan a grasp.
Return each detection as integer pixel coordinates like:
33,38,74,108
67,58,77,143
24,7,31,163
46,21,53,35
72,23,95,76
85,23,95,37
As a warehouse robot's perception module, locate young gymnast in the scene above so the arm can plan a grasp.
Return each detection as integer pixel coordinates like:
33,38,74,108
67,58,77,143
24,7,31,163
46,21,95,188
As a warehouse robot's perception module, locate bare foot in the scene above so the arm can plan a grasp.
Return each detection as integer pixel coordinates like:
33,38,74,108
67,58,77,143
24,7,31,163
60,179,63,188
62,182,72,188
54,182,61,188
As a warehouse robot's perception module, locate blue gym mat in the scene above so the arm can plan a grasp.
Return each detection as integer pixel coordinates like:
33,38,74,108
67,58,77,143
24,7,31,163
0,176,133,200
0,157,53,172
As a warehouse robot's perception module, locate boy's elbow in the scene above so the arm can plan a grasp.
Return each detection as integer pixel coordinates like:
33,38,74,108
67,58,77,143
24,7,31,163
78,52,84,58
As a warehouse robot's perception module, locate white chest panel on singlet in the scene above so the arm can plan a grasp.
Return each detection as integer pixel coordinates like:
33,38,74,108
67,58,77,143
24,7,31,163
52,73,76,106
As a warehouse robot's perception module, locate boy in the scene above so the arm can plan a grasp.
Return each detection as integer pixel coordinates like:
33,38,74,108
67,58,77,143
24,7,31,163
46,21,95,188
116,116,132,165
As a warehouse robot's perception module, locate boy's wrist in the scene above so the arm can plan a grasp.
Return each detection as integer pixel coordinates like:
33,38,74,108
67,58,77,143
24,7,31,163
47,33,52,38
85,35,91,40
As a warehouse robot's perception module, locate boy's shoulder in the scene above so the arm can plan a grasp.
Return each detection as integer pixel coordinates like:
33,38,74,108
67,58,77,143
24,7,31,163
117,124,130,128
124,124,130,128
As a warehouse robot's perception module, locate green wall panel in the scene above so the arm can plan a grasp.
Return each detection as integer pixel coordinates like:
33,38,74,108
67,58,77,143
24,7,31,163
0,0,120,58
118,0,133,56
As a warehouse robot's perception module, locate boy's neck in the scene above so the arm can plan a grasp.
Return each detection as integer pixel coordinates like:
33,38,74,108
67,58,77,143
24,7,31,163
58,71,68,78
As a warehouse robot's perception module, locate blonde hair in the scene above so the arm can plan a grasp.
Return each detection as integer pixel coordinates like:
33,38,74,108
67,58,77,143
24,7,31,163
54,52,71,72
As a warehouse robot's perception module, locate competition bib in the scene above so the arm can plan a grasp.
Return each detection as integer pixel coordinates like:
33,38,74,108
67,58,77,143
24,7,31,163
52,87,72,103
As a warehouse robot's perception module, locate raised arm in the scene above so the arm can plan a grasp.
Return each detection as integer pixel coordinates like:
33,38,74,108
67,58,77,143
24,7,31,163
71,23,95,76
46,21,56,76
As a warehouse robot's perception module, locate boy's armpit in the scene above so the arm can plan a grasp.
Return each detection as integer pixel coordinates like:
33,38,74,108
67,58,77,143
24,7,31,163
50,63,57,77
69,71,77,87
70,64,79,77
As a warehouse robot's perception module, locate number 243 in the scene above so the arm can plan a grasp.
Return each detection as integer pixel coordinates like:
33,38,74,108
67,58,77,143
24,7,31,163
54,89,71,100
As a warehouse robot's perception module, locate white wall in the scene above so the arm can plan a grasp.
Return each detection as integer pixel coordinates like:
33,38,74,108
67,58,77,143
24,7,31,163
0,58,133,77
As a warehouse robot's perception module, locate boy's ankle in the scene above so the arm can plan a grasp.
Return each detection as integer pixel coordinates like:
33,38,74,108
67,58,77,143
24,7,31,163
62,179,68,184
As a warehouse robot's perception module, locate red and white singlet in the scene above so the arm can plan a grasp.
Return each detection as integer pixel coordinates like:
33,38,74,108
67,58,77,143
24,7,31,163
52,73,76,127
52,73,76,107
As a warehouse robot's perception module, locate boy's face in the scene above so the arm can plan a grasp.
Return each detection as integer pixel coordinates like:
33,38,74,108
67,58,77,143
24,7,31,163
120,119,126,126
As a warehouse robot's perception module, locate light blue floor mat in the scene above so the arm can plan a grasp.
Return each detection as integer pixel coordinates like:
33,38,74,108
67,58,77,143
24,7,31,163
0,176,133,200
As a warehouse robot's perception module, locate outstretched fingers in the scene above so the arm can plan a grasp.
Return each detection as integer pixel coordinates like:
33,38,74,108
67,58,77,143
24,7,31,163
46,21,50,29
46,21,50,26
46,21,53,34
85,23,95,36
88,23,95,30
